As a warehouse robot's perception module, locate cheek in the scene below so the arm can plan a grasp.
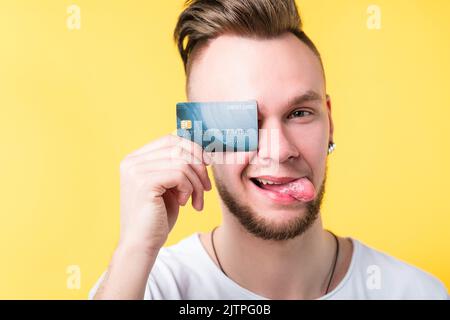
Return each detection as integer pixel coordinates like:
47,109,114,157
211,153,252,183
305,114,330,150
209,151,255,169
308,127,328,160
292,121,328,154
291,120,329,176
305,124,329,182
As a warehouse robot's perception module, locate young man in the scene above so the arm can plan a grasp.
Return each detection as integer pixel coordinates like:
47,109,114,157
90,0,448,299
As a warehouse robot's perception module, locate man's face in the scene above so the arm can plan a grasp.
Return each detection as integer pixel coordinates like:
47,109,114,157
188,33,333,240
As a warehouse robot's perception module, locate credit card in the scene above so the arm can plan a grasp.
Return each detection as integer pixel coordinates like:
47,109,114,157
176,100,258,152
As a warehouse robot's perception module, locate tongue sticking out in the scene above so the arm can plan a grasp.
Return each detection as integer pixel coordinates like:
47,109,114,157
259,178,316,202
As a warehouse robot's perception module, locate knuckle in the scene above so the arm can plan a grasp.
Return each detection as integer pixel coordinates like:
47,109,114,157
119,158,130,173
120,159,143,179
127,165,140,178
197,182,205,191
171,158,190,170
173,169,185,181
191,176,204,190
173,170,191,190
185,183,194,194
170,145,184,160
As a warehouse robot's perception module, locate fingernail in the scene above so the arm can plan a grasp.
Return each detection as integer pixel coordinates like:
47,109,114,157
181,192,190,205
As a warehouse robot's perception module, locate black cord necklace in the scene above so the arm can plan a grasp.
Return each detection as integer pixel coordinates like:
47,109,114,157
210,227,340,296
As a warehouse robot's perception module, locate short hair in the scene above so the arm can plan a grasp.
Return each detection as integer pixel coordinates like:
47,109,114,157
173,0,325,83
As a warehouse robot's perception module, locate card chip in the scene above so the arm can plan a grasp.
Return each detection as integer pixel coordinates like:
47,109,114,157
181,120,192,129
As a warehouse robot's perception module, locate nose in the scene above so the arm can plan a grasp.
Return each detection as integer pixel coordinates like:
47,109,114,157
257,119,300,164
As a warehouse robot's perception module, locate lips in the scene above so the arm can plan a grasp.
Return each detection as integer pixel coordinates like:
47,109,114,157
252,175,298,184
249,175,316,202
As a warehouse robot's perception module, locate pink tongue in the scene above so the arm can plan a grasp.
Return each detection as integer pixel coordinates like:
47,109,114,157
261,178,315,202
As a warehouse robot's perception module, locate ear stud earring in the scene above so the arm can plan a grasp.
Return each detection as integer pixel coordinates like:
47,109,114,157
328,142,336,154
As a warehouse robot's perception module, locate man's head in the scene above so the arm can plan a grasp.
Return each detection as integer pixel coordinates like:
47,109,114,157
174,0,334,241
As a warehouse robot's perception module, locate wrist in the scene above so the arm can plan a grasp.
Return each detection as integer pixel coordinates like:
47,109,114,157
97,241,158,300
114,240,160,264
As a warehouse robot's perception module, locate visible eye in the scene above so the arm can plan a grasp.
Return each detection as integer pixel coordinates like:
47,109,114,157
288,109,312,119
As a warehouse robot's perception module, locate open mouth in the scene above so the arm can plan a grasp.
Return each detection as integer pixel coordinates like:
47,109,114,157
249,176,316,203
250,177,296,189
250,177,270,189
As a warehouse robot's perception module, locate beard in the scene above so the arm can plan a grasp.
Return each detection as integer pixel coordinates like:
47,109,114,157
214,167,327,241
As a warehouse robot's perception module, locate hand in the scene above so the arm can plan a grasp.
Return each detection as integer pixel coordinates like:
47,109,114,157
118,134,212,254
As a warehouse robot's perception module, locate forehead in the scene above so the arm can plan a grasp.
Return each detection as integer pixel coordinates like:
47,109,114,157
188,32,326,105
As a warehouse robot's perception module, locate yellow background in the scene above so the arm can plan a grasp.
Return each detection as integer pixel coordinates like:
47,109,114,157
0,0,449,299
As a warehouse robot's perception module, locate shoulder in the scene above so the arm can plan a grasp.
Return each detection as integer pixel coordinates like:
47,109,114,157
350,239,448,299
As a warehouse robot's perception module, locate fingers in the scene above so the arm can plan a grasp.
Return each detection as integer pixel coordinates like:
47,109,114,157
141,170,195,209
125,146,212,191
121,134,214,212
128,135,211,165
135,160,206,211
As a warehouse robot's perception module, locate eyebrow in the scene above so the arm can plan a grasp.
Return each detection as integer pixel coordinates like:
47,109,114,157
287,90,323,107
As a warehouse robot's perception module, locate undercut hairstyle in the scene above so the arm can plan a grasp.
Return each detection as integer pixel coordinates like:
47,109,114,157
173,0,325,82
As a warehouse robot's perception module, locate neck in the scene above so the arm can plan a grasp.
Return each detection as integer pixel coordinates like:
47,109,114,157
213,212,337,299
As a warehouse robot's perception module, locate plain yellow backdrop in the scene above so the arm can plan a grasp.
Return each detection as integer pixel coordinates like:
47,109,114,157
0,0,449,299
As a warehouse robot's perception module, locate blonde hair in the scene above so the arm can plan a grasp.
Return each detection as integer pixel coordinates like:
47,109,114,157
173,0,324,77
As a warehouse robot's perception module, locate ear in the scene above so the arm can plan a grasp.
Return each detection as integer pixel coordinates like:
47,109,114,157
326,94,334,143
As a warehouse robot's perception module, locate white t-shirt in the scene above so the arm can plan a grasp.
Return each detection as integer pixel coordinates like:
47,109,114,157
89,233,448,300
